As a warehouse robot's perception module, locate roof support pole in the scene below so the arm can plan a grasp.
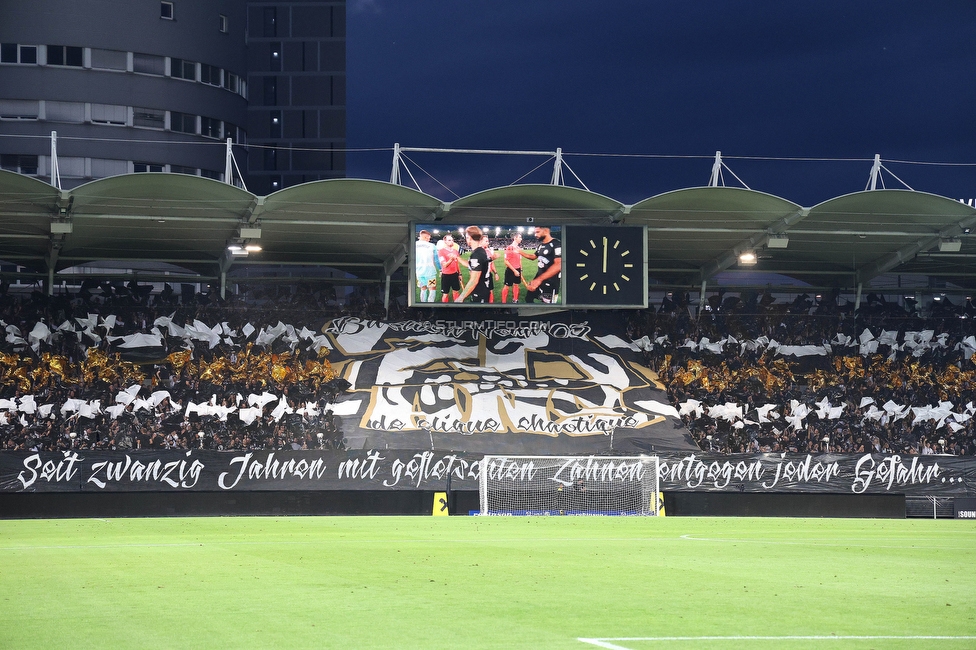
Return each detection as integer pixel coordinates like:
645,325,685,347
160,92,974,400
390,143,401,185
50,131,61,190
224,138,234,185
867,154,881,191
551,147,564,186
708,151,722,187
698,280,707,317
47,266,54,296
854,282,863,312
384,275,391,318
220,270,227,300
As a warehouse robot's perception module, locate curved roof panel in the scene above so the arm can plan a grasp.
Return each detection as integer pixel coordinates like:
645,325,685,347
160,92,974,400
255,179,443,268
57,174,256,271
0,170,973,292
0,171,62,269
628,187,803,283
780,190,976,287
446,184,623,223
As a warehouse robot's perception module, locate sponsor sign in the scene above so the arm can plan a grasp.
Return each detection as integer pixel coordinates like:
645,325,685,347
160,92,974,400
954,497,976,519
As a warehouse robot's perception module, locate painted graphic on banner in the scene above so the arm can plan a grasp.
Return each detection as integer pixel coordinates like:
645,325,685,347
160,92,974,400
320,314,689,453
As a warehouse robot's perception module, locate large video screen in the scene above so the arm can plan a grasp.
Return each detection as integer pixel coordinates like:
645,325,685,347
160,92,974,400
409,223,563,307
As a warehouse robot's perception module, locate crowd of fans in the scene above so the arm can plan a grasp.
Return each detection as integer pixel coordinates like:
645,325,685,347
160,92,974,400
1,279,974,457
628,290,976,456
0,281,361,454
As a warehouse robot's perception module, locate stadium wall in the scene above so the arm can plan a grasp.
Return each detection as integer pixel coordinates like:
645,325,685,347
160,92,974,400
0,490,920,519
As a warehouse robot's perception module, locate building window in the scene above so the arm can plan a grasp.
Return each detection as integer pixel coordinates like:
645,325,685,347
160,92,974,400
90,158,128,178
170,58,196,81
1,154,39,175
200,168,221,180
263,8,277,37
1,44,37,64
45,101,86,123
90,48,127,71
201,116,222,139
223,71,238,93
0,99,40,120
224,124,243,144
270,111,282,138
20,45,37,64
200,63,221,86
270,42,282,72
90,103,127,126
170,165,197,176
169,111,197,134
219,14,229,33
47,45,83,67
133,107,165,129
161,1,174,20
133,52,165,76
133,163,165,173
225,124,245,145
263,77,277,105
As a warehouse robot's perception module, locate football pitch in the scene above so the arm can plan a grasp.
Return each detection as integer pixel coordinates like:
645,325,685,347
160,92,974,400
1,516,973,649
415,253,541,304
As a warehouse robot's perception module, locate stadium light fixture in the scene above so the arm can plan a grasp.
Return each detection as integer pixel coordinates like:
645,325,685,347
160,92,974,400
939,238,962,252
767,234,789,248
738,251,757,266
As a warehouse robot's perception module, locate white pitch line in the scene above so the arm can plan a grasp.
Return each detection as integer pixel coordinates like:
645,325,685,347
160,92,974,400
579,636,976,647
1,542,207,550
578,639,633,650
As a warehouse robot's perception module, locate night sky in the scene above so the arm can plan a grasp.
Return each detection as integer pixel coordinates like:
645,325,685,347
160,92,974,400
346,1,976,207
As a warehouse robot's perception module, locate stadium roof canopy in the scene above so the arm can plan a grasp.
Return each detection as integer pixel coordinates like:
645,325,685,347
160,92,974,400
1,169,975,295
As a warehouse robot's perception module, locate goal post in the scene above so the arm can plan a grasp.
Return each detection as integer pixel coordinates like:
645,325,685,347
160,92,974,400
479,455,661,516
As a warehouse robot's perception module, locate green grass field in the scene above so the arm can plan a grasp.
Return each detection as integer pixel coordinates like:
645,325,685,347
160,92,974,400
1,516,973,649
416,252,541,304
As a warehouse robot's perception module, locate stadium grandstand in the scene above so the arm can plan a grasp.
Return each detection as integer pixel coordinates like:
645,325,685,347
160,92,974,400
0,144,974,519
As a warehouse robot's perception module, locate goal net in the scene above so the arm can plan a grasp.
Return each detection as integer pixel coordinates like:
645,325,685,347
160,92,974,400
479,455,661,516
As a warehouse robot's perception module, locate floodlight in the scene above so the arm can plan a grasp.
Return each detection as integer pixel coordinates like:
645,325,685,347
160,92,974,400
939,238,962,252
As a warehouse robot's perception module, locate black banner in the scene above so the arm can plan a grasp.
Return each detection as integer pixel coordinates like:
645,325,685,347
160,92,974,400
0,450,482,493
2,450,975,496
